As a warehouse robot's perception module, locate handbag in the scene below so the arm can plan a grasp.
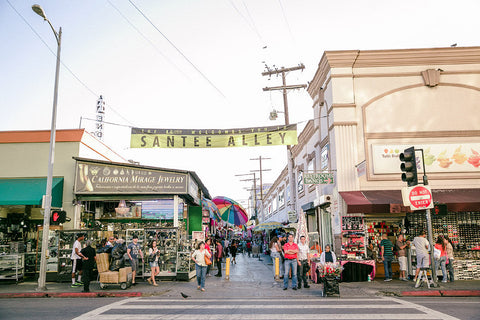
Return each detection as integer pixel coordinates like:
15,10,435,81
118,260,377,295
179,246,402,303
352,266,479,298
434,247,441,260
205,255,212,265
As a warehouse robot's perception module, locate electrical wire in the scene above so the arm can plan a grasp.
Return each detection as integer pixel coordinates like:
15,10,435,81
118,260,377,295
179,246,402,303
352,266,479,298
6,0,136,127
127,0,227,99
228,0,266,46
106,0,190,80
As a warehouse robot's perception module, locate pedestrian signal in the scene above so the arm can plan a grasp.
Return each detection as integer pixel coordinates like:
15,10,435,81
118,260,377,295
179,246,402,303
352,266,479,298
50,210,66,225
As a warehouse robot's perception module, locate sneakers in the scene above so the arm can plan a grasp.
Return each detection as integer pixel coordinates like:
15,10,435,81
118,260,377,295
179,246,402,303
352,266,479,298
401,278,409,281
384,278,392,282
304,285,310,288
283,287,287,290
76,281,84,285
292,287,297,290
71,282,82,287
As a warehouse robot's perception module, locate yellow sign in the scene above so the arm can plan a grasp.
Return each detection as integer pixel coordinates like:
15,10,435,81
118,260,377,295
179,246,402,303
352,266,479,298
130,125,298,148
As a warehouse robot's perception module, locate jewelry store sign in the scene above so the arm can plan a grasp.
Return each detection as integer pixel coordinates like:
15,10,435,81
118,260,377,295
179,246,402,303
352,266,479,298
74,161,188,194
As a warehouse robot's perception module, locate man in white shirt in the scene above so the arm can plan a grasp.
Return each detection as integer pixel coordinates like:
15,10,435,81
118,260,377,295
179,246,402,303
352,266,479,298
71,234,86,287
412,230,430,282
297,235,311,289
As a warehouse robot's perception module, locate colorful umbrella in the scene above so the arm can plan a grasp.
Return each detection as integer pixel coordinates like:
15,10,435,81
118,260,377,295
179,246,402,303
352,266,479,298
202,198,221,221
212,196,248,226
252,221,283,232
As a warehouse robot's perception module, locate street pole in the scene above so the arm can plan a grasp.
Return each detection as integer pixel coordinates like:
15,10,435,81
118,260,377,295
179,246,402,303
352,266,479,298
425,208,438,284
32,5,62,291
262,65,306,219
250,156,271,222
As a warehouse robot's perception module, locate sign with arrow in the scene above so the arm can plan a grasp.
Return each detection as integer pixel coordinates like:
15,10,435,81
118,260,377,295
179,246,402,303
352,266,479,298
303,173,334,185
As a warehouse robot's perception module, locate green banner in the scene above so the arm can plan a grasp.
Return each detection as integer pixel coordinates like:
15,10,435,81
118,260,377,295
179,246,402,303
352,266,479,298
130,124,298,148
303,173,334,185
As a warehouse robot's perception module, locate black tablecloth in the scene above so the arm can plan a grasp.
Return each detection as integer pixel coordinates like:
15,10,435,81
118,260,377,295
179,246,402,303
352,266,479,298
341,261,374,282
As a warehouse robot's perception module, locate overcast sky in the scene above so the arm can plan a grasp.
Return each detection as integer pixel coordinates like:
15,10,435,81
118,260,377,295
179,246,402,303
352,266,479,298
2,0,479,212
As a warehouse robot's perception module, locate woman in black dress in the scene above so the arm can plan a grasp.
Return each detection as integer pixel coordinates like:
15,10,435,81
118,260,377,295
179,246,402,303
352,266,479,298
230,240,238,264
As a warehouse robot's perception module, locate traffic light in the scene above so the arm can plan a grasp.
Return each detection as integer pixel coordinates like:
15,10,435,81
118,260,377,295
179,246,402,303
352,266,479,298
400,146,418,186
50,210,67,225
433,204,448,217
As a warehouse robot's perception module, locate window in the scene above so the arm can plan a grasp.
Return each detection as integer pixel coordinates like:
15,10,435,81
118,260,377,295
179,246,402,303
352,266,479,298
297,171,304,193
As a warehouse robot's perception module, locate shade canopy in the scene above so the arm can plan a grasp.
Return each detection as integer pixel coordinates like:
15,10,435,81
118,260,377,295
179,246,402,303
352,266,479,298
0,177,64,208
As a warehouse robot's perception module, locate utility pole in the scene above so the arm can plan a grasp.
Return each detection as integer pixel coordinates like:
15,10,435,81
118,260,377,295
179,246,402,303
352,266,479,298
262,64,307,218
250,156,271,222
235,173,259,219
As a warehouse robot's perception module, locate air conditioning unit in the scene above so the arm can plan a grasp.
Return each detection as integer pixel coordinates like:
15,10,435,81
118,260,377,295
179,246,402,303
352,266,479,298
314,195,332,207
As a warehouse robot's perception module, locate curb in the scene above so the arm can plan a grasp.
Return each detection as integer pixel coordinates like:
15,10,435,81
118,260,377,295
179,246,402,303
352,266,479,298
0,291,142,298
401,290,480,297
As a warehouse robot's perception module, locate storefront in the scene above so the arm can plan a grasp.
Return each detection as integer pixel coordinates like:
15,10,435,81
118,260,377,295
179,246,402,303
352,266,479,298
72,157,210,281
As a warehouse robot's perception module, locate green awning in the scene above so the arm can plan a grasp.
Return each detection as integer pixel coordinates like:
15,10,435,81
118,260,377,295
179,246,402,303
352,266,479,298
0,178,64,207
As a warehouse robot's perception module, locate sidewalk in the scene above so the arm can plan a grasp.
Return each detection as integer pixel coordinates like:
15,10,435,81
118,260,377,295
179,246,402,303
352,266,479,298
0,253,478,298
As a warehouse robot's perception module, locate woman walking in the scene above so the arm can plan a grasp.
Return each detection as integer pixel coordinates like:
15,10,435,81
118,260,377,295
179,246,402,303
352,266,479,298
205,238,212,276
269,237,282,278
444,236,455,282
192,241,211,291
434,236,448,283
230,240,238,264
147,240,159,286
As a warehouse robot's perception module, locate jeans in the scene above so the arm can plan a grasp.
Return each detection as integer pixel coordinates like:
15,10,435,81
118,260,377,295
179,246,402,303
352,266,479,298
446,259,454,282
297,260,309,286
283,259,298,288
383,255,393,279
271,252,281,276
435,256,447,280
195,264,207,289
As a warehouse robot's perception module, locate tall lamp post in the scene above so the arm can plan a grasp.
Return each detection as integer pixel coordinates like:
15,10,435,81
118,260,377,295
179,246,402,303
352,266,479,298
32,4,62,291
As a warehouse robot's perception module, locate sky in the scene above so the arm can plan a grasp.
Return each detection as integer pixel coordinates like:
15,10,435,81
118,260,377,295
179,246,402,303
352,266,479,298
1,0,479,213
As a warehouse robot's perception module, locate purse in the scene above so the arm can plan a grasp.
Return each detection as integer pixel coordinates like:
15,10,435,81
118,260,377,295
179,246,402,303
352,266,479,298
205,255,212,265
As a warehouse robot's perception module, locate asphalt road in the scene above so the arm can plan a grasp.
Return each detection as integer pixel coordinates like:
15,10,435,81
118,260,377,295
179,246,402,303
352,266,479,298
0,296,478,320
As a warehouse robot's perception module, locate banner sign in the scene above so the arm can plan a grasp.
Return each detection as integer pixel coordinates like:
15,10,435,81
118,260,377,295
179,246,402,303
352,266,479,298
130,124,298,148
372,143,480,174
303,173,334,185
74,161,188,194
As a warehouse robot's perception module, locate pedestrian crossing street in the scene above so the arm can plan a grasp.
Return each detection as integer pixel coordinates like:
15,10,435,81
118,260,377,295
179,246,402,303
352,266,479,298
73,296,460,320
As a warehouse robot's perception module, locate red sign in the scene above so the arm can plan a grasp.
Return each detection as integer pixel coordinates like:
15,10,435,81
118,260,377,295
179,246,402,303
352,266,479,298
409,186,433,209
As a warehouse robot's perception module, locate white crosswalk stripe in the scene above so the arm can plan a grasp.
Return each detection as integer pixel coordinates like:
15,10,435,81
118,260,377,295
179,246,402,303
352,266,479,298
73,296,460,320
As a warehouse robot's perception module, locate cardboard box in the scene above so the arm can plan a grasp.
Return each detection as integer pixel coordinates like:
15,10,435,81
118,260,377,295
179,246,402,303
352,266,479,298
97,253,110,273
99,271,119,283
119,267,132,282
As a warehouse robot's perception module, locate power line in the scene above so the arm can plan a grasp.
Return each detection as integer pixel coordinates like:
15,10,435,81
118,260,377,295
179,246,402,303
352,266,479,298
228,0,266,46
106,0,190,80
6,0,136,127
128,0,227,99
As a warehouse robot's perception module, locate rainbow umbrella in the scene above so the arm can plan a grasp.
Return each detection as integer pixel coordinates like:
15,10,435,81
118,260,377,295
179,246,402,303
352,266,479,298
212,196,248,226
202,198,221,221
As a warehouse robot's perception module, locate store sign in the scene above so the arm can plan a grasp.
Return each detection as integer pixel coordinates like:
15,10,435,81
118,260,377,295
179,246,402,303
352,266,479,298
74,161,188,194
303,173,334,185
372,143,480,174
288,210,297,223
130,125,298,148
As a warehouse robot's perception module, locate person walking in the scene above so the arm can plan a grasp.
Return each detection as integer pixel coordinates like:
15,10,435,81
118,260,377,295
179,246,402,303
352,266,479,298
380,233,394,281
192,241,211,291
282,234,299,290
297,235,310,289
71,234,86,287
127,235,144,285
147,240,159,286
246,240,252,257
269,237,281,278
434,235,448,283
230,240,238,264
396,234,410,281
277,235,285,278
412,230,430,283
444,236,455,282
80,240,96,292
214,238,223,277
205,238,212,276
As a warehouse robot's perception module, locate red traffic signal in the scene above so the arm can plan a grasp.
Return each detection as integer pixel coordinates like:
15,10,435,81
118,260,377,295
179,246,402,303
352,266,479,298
50,210,66,225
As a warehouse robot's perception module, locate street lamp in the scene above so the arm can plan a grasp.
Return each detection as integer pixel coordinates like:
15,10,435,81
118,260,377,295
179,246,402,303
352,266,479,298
32,4,62,291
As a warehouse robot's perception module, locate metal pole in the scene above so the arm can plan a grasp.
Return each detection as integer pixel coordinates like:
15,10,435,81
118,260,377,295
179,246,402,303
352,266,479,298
425,208,438,284
37,27,62,292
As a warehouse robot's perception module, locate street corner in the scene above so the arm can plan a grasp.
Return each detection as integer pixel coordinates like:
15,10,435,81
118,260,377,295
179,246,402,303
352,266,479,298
0,291,142,298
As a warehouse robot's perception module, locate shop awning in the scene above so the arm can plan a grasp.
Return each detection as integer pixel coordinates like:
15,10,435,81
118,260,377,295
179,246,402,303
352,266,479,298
0,178,64,207
340,189,480,213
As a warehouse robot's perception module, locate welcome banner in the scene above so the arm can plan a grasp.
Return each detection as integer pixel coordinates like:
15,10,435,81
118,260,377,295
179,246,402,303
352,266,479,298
130,124,297,148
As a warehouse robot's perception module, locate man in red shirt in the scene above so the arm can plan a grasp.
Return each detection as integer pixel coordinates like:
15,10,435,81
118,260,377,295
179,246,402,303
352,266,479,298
283,234,299,290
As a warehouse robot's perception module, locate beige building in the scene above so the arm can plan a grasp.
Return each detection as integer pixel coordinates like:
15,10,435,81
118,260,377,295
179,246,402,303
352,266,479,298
0,129,128,229
264,47,480,279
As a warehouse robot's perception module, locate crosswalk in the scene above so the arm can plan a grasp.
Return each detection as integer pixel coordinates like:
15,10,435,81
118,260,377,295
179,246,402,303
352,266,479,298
73,296,459,320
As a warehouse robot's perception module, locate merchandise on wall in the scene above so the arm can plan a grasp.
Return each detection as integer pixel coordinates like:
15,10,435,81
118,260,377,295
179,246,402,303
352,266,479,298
406,211,480,280
340,216,366,260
